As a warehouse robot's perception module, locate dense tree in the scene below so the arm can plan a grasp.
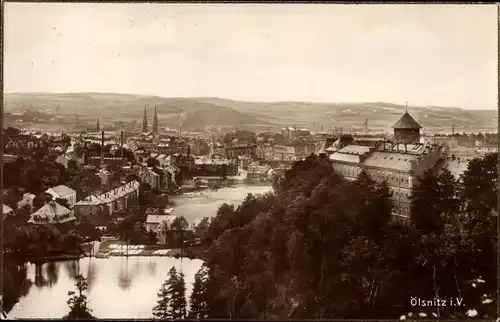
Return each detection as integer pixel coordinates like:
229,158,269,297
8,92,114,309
153,279,172,320
152,266,179,320
194,153,497,320
170,216,189,231
461,152,497,216
193,217,210,239
147,157,160,168
171,271,187,319
66,167,102,200
63,275,96,320
188,264,209,320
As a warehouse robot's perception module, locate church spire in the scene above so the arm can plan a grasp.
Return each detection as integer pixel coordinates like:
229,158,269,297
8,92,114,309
152,105,159,136
142,106,148,133
96,118,100,131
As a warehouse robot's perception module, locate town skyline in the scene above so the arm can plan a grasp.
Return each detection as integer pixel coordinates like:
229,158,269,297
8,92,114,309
4,3,498,110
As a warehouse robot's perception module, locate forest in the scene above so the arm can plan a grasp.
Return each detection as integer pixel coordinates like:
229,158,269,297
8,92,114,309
193,153,497,320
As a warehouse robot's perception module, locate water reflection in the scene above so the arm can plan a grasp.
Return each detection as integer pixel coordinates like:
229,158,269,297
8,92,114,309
86,259,99,291
3,261,32,313
118,258,132,290
146,259,157,276
65,260,80,281
8,257,203,319
46,261,59,286
34,264,48,288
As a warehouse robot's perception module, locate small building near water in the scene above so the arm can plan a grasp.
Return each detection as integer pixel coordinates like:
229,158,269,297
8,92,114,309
27,201,76,227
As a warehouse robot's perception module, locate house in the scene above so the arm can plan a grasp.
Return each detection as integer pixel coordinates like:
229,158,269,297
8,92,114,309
247,162,272,179
156,154,170,167
87,157,126,168
74,180,140,218
55,153,70,168
27,201,76,226
45,185,77,209
6,134,42,150
145,214,180,244
2,204,14,220
4,154,18,164
17,193,36,212
170,153,196,173
237,155,252,170
225,143,257,159
194,157,238,177
141,167,161,189
145,214,167,233
96,168,112,185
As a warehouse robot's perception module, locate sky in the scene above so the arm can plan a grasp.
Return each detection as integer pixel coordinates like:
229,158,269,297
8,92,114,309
4,3,498,110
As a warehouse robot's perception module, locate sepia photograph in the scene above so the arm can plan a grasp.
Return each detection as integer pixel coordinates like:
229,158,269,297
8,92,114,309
1,2,498,320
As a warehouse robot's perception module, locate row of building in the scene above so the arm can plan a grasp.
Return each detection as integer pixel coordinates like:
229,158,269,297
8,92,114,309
7,180,141,228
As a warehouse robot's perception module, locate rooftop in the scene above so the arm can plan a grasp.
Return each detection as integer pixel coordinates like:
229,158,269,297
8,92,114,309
362,151,421,172
75,180,140,206
146,214,178,225
28,201,75,224
3,204,13,214
392,112,422,129
45,185,76,197
375,143,428,155
337,145,372,155
329,152,364,164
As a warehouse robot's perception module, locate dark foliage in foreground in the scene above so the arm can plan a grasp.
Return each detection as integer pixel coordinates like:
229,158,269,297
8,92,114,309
197,153,497,320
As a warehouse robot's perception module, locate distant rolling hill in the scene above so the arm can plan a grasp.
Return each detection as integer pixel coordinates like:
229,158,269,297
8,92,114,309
3,93,497,133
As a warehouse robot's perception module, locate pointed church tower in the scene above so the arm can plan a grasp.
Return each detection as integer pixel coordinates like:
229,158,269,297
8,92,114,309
152,106,159,137
96,118,100,132
142,107,148,133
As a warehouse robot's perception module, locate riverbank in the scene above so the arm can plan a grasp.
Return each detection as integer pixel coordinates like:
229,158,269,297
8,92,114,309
6,251,84,265
89,240,209,261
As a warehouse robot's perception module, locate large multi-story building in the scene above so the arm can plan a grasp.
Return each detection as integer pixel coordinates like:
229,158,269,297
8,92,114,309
329,111,446,225
194,157,238,177
225,143,257,159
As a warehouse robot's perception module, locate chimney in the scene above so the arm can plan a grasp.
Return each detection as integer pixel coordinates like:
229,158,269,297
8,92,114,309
404,144,407,153
121,131,124,159
101,130,105,167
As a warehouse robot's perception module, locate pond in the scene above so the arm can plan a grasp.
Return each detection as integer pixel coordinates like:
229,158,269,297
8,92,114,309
7,184,273,318
8,256,203,319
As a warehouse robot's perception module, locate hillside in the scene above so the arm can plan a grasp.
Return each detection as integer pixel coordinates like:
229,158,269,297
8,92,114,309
3,93,273,132
195,98,498,133
4,93,497,133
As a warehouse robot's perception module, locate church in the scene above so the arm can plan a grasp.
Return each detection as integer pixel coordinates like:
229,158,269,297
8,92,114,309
141,106,160,137
329,111,446,225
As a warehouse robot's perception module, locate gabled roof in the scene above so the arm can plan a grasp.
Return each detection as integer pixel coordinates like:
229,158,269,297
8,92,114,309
392,112,422,129
28,201,75,224
3,204,13,214
46,185,76,197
